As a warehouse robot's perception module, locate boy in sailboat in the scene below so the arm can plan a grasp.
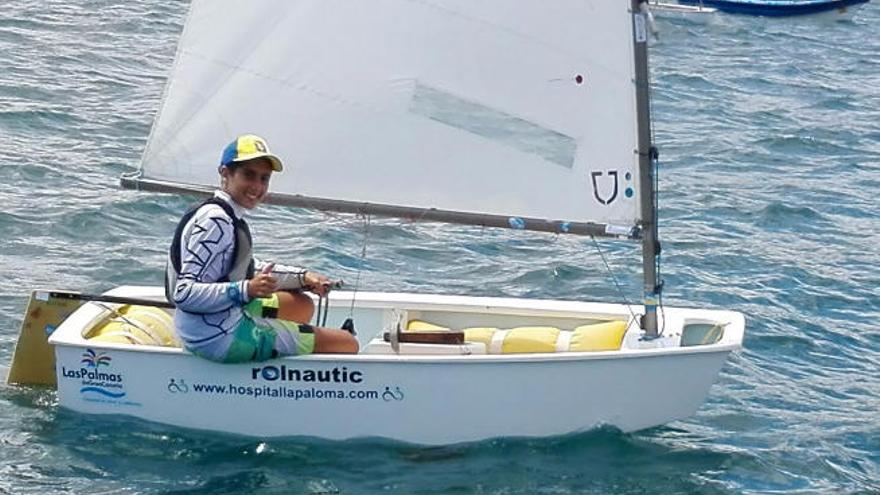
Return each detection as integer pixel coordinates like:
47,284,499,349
165,134,359,362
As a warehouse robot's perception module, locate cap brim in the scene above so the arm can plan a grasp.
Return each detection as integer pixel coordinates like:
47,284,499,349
232,153,283,172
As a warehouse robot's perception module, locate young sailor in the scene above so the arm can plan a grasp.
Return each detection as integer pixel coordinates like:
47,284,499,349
166,134,359,362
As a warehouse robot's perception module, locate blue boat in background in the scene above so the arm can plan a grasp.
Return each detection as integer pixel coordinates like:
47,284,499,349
677,0,870,16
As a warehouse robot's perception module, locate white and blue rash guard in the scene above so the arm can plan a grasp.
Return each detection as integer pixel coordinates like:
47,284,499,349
171,191,308,360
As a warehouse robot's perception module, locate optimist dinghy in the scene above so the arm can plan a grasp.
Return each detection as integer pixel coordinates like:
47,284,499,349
8,0,744,445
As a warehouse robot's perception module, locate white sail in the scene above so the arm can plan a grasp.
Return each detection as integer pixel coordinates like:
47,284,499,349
138,0,642,230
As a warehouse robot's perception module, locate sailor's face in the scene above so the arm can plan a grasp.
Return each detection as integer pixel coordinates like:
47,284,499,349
222,158,273,209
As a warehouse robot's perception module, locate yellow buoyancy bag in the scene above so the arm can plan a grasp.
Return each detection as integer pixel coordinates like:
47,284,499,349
406,319,628,353
88,305,179,347
569,321,628,352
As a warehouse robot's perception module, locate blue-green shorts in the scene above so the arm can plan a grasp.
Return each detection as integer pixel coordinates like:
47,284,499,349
221,294,316,363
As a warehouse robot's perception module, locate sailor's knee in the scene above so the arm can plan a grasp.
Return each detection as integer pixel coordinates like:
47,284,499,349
314,328,359,354
274,290,315,322
339,333,359,353
298,294,316,321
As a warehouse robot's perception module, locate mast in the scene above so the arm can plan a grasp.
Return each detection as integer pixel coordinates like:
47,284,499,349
633,0,661,337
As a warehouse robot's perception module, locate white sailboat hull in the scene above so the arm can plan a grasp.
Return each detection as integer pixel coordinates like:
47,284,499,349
49,287,743,445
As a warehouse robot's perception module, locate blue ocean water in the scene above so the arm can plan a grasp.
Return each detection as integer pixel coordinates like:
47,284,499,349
0,1,878,493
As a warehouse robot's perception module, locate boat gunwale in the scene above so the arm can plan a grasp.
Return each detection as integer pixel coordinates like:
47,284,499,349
48,286,745,364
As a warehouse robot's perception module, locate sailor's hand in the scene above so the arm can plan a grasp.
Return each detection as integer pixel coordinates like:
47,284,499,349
304,271,333,297
248,263,277,298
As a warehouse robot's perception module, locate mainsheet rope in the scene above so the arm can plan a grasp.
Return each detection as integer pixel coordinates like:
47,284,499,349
347,213,372,319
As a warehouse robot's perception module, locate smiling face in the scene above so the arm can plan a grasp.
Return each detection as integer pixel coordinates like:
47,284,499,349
220,158,273,209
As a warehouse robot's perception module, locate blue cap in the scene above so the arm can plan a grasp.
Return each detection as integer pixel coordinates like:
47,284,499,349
220,134,283,171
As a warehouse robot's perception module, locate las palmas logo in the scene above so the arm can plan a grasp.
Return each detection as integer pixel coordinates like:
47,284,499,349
81,349,111,369
73,349,126,400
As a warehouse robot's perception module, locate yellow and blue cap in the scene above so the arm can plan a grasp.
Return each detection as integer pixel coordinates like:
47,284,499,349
220,134,283,172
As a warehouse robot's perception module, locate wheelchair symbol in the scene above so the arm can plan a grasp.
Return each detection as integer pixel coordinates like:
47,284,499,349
382,386,404,402
167,378,189,394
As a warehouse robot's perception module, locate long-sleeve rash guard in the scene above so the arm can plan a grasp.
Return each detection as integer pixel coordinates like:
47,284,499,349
172,190,308,360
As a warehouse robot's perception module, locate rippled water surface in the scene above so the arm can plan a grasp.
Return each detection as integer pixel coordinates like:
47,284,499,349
1,1,878,494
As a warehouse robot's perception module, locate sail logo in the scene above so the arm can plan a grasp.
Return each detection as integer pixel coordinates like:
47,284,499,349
60,349,127,400
590,169,634,205
591,170,619,205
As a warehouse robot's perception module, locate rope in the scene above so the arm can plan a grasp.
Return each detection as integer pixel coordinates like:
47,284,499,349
93,303,165,346
587,236,641,326
348,213,371,317
315,296,330,327
652,149,666,338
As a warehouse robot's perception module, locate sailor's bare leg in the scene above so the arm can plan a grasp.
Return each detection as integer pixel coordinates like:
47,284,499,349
274,290,315,323
274,290,358,354
313,327,359,354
